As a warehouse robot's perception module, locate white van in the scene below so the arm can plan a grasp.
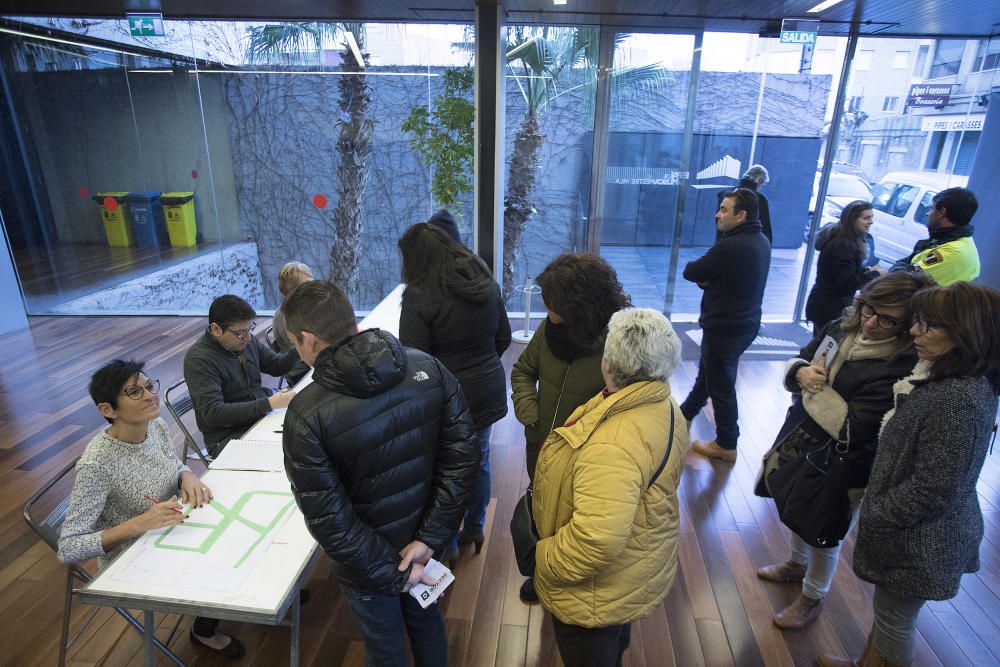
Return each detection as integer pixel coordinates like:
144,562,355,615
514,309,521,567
869,171,969,262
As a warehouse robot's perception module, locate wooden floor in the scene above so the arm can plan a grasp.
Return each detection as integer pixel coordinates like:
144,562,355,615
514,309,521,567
2,316,1000,666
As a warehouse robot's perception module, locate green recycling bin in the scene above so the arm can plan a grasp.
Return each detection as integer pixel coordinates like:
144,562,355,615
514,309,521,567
160,192,197,247
91,192,132,247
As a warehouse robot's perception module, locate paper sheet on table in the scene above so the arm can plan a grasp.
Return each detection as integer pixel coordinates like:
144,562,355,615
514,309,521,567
209,438,285,472
249,408,287,440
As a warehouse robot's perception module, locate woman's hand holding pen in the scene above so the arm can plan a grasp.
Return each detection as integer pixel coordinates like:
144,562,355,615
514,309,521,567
131,495,186,533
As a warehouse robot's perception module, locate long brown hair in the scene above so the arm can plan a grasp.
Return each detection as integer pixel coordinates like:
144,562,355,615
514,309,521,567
537,253,631,348
398,223,491,299
820,199,871,262
911,282,1000,393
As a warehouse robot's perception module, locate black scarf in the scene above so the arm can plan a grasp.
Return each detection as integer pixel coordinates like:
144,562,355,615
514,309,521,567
545,319,595,362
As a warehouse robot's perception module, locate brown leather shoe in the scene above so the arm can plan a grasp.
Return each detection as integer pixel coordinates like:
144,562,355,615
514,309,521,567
692,439,737,462
816,632,875,667
757,560,807,583
774,594,823,629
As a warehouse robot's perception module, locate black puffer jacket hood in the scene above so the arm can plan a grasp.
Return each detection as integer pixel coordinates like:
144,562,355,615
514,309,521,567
312,328,405,398
445,257,495,303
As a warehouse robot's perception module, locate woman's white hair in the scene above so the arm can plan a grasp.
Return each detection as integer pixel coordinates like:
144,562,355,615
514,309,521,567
603,308,681,388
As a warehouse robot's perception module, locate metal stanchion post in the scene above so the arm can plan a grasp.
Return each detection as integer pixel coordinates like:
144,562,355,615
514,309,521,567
512,276,541,343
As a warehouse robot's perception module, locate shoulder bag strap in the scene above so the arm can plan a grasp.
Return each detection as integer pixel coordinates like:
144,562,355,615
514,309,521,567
647,402,676,491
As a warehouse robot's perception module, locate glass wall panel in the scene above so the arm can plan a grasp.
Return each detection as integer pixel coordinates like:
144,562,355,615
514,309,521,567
663,32,847,321
0,17,473,314
501,25,599,300
801,35,999,318
596,33,694,311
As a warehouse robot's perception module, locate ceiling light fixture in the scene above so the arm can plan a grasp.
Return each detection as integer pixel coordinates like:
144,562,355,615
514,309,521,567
807,0,846,13
345,31,365,68
553,0,568,5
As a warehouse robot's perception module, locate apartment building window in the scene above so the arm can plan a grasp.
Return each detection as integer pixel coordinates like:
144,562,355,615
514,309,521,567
847,96,863,112
929,40,965,78
855,49,874,70
882,96,900,112
975,39,1000,72
892,51,909,69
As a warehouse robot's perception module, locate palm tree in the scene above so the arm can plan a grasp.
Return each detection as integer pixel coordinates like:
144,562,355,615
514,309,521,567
246,22,373,296
503,27,668,296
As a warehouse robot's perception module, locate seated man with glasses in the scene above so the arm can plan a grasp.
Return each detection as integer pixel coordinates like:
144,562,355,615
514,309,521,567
184,294,300,456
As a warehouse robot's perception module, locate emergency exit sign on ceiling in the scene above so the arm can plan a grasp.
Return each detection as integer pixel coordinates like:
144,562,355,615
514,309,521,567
127,12,165,37
780,18,819,45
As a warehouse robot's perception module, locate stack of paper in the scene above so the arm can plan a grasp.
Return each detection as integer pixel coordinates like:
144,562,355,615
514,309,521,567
209,438,285,472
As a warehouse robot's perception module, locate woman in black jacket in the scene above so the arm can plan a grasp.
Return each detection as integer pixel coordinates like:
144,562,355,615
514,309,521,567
806,200,883,334
756,272,930,631
398,223,512,561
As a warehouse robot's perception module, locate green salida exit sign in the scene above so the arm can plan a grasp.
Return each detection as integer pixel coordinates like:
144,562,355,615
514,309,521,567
780,18,819,45
127,12,165,37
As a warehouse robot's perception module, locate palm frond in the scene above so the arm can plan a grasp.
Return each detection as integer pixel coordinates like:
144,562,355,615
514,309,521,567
245,22,348,63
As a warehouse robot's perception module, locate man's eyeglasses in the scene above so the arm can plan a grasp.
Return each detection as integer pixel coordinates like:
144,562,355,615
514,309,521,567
121,379,160,400
227,322,257,340
857,299,901,330
911,316,943,335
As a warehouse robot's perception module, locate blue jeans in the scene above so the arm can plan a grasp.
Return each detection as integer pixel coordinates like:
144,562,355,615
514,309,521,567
464,425,493,534
341,584,447,667
680,327,757,449
447,425,492,553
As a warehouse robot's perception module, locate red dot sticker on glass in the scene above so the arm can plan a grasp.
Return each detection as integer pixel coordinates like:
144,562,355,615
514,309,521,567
103,196,119,212
313,194,328,209
191,169,199,180
76,186,89,199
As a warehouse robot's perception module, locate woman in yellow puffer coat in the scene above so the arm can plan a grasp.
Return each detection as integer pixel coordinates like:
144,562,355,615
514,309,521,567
532,308,689,667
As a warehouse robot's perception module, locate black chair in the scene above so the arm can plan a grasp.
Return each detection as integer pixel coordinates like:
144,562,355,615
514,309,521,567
22,457,184,666
163,378,213,466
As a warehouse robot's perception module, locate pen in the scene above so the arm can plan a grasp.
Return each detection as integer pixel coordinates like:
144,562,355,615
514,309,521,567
143,494,185,515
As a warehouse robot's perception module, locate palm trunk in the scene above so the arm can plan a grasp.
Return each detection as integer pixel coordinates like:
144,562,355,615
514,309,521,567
329,37,373,296
502,112,545,297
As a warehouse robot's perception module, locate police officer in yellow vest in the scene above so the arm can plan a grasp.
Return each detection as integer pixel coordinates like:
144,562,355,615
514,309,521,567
890,187,980,285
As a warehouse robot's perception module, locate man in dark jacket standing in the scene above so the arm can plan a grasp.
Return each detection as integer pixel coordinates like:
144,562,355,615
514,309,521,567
681,188,771,462
183,294,299,455
280,280,478,667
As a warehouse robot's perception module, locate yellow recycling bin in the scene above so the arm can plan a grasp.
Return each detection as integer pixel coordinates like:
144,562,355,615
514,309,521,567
92,192,132,247
160,192,197,247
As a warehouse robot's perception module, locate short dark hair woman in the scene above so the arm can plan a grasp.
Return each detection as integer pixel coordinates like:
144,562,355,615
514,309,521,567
806,200,884,334
533,308,687,666
398,223,511,563
510,252,631,602
819,282,1000,667
756,272,930,630
58,359,244,659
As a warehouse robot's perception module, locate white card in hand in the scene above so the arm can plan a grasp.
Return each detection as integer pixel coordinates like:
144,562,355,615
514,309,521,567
812,335,839,365
408,558,454,609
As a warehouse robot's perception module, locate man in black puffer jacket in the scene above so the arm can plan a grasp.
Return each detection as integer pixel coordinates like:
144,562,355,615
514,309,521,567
280,280,478,667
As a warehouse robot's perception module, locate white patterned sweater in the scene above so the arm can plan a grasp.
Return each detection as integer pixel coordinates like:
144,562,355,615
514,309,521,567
57,418,190,568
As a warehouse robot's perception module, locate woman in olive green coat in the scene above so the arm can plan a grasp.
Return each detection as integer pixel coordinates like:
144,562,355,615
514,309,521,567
510,252,631,602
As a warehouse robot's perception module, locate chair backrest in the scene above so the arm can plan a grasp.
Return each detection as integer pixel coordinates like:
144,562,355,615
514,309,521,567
163,378,212,467
24,457,81,552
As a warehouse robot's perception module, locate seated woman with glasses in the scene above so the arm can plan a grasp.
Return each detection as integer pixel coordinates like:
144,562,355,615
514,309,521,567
806,200,885,335
755,272,931,630
820,282,1000,667
58,359,245,659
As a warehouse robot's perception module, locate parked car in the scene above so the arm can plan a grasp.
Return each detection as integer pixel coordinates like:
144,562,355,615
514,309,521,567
868,171,969,262
805,170,873,241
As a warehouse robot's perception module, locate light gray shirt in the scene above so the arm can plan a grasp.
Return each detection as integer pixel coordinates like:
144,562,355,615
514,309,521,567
57,418,190,567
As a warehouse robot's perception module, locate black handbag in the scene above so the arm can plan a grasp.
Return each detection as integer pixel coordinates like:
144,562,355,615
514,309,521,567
510,404,675,578
767,439,853,548
510,488,539,576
